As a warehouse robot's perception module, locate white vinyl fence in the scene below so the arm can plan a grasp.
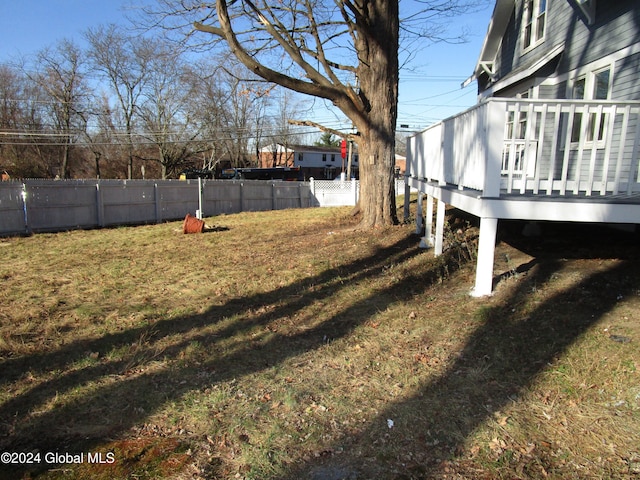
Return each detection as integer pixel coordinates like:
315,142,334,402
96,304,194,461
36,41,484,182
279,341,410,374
310,178,410,206
309,178,359,207
0,177,410,236
0,179,310,236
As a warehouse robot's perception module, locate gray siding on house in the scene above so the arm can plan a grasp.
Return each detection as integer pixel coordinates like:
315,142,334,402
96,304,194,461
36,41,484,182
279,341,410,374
495,9,517,81
468,0,640,198
614,51,640,100
557,2,640,75
490,0,640,101
538,82,566,100
494,0,574,84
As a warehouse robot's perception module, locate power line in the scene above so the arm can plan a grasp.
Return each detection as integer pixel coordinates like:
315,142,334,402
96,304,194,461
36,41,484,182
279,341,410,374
0,127,343,147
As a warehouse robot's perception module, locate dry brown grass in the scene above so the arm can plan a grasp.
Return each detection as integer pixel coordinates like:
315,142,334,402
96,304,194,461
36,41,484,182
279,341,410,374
0,205,639,479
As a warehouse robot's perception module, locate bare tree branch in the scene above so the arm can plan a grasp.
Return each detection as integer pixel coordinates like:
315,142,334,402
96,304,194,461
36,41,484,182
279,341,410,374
288,118,358,141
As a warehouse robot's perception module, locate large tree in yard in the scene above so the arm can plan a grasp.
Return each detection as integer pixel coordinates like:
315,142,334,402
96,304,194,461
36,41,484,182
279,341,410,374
191,0,398,228
156,0,478,227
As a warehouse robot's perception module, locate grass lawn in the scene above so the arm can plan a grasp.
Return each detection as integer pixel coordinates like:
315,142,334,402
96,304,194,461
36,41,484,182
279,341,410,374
0,203,639,479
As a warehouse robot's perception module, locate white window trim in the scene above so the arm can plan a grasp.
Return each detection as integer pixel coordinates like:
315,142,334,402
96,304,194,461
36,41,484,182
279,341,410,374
567,64,614,149
538,44,639,88
521,0,547,54
503,88,538,178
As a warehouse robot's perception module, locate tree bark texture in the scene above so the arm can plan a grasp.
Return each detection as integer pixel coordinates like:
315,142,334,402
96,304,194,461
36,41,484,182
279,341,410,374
352,0,400,227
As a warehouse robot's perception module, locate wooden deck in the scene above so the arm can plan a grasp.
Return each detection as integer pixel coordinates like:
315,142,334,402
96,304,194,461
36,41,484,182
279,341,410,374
404,98,640,296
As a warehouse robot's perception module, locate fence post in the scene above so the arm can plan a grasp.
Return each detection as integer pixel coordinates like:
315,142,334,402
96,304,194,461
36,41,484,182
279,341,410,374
154,183,161,223
352,178,357,205
272,182,276,210
403,139,413,222
197,177,203,219
22,182,29,234
309,177,316,207
403,177,412,223
299,182,304,208
96,183,105,227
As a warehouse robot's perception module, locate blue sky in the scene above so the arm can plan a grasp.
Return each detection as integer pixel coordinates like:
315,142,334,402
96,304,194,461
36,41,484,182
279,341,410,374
0,0,495,131
0,1,137,57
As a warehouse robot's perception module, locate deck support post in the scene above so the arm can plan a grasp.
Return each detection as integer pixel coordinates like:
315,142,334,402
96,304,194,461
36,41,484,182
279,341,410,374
419,194,435,248
472,217,498,297
434,199,446,255
415,192,424,235
403,175,412,223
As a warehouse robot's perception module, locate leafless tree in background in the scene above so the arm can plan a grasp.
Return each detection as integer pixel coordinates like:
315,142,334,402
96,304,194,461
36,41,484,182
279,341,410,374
30,40,90,178
86,25,154,179
148,0,482,227
137,40,198,178
265,89,303,167
186,61,275,170
0,65,49,177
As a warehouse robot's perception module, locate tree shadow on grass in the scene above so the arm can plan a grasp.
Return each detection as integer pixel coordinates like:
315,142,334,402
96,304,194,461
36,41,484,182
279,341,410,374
2,220,637,479
282,228,640,479
0,229,457,477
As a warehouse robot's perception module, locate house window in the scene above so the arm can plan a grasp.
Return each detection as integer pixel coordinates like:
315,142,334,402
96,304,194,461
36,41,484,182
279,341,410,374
570,66,611,144
331,154,336,162
298,153,304,162
322,154,327,162
505,90,531,139
503,90,535,175
522,0,546,51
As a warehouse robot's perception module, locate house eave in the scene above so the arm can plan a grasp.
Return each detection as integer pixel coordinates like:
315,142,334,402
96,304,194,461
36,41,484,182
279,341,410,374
472,0,515,81
479,43,565,98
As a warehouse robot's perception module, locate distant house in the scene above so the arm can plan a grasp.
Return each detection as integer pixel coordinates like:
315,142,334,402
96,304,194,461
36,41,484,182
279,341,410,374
405,0,640,295
258,143,360,180
394,154,407,178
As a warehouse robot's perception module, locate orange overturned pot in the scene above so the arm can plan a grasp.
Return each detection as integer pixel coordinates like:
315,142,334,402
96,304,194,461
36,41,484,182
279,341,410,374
183,213,205,234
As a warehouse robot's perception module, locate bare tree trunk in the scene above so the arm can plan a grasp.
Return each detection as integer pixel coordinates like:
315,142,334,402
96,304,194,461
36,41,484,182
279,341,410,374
61,139,70,179
127,139,134,179
353,0,399,227
357,136,397,227
94,152,101,179
159,147,167,179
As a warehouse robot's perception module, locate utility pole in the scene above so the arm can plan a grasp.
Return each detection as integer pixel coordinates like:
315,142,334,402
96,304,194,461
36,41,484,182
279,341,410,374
346,140,353,180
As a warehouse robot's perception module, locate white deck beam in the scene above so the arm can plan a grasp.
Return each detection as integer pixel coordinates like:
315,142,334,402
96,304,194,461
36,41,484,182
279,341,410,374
409,177,640,224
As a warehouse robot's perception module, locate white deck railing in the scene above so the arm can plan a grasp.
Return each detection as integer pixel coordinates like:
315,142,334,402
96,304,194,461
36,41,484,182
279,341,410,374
407,98,640,197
